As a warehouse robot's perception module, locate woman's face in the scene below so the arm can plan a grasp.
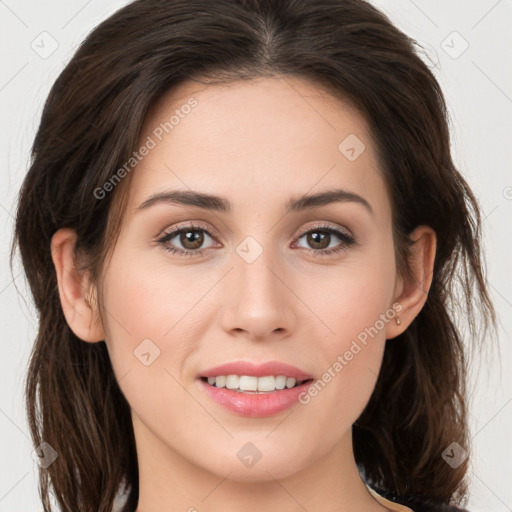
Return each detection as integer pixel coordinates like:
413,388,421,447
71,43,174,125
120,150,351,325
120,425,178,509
99,76,403,482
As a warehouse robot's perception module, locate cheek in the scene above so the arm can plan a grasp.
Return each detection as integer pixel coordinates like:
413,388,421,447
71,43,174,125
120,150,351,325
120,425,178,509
295,244,396,429
97,250,197,386
100,249,210,342
97,254,210,439
315,240,397,343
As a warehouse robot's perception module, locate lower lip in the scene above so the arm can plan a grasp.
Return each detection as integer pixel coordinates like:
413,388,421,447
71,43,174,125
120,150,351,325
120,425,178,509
198,378,314,418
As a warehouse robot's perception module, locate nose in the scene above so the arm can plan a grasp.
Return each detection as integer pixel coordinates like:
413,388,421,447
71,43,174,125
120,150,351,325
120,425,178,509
219,244,296,341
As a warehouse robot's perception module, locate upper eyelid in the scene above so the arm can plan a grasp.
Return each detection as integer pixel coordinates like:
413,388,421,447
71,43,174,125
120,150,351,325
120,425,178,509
157,221,354,245
298,222,353,237
158,222,218,241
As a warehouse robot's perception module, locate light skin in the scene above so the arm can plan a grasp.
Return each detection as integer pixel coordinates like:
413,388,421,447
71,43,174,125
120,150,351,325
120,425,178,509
51,76,436,512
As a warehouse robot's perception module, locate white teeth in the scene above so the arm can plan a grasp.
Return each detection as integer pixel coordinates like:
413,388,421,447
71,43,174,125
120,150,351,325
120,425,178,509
275,375,287,390
239,375,258,391
257,376,275,392
285,377,296,388
226,375,239,390
204,375,305,392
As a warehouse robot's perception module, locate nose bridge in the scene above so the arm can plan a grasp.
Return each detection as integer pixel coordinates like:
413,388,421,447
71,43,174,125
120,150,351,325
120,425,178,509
220,233,295,338
235,233,283,303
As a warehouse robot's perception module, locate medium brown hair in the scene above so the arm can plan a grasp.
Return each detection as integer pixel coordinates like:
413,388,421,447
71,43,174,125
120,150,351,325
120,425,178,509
12,0,496,510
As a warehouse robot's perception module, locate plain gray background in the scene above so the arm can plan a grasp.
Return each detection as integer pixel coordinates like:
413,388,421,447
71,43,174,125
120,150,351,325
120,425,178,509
0,1,511,511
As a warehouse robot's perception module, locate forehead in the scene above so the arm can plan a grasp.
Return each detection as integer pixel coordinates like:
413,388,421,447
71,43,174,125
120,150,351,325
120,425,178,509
127,75,389,220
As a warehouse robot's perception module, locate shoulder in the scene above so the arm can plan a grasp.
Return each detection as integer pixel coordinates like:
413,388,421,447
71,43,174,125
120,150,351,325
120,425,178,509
367,484,470,512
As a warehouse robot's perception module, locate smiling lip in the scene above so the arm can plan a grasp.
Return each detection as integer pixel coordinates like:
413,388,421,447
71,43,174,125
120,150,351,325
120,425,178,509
198,361,313,380
197,361,314,418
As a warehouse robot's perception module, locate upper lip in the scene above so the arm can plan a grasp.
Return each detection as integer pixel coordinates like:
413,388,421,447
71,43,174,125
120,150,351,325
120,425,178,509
199,361,313,380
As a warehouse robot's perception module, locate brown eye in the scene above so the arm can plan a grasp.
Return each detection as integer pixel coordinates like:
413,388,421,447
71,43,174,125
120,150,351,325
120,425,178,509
304,231,331,250
157,224,217,256
178,229,205,250
295,225,355,256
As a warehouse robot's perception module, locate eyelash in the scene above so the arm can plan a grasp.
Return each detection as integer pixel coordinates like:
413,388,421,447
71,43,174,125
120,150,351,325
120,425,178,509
156,222,356,258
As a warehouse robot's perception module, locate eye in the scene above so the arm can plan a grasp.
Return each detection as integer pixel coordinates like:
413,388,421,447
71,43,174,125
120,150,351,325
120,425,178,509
156,222,356,258
293,224,355,257
156,223,218,256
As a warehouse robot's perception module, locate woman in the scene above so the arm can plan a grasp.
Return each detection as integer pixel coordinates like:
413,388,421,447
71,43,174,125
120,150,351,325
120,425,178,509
12,0,496,511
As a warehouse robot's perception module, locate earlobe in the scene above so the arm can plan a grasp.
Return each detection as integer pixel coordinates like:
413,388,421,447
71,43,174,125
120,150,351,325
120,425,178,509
386,225,437,340
51,228,105,343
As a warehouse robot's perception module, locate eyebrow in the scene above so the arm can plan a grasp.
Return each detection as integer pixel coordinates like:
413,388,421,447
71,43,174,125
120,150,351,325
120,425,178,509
136,188,373,215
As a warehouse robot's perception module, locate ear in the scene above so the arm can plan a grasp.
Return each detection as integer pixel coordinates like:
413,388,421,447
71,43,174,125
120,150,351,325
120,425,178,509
50,228,105,343
386,225,437,340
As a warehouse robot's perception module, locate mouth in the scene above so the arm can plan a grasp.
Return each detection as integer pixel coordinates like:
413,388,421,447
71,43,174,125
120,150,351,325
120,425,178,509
200,375,315,394
197,361,315,416
197,375,315,417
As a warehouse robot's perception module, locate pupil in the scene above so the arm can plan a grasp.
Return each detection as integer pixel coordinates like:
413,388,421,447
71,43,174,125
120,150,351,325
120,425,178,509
181,230,203,249
308,231,329,249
